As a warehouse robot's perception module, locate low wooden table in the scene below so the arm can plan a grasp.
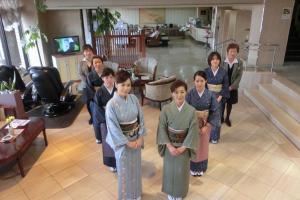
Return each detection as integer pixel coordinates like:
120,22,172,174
0,117,47,177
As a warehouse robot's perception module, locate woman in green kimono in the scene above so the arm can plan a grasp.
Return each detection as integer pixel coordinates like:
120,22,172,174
157,80,199,200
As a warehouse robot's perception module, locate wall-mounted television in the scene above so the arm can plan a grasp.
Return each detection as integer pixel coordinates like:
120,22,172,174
53,36,80,54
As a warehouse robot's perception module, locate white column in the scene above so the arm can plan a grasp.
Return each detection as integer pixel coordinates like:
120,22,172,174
247,5,264,66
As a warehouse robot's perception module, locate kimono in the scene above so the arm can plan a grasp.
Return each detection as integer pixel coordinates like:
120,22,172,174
106,93,146,200
204,67,229,142
157,101,198,198
85,69,104,123
92,85,117,167
186,88,220,174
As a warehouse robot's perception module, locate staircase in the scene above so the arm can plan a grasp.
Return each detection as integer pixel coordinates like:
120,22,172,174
285,37,300,62
244,76,300,149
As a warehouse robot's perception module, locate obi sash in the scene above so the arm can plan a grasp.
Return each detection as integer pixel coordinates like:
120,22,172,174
196,110,209,128
120,119,139,138
207,84,222,93
167,127,187,144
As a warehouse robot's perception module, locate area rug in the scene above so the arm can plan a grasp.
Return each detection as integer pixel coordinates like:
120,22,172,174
27,95,84,129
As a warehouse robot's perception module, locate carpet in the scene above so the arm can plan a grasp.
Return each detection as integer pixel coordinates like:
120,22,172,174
27,95,85,129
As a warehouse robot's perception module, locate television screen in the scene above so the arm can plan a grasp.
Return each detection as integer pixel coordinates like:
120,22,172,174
53,36,80,54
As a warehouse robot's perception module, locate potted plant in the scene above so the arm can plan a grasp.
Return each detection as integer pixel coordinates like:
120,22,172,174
93,7,121,36
0,72,27,119
22,25,48,67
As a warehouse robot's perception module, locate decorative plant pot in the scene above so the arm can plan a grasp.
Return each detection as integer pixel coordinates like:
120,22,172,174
0,90,27,119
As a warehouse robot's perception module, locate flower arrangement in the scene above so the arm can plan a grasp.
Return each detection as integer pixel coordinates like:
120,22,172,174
6,116,15,136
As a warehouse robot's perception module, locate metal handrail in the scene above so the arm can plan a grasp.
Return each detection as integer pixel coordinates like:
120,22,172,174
213,39,279,72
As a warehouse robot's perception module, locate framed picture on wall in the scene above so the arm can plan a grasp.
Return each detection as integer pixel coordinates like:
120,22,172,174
139,8,165,24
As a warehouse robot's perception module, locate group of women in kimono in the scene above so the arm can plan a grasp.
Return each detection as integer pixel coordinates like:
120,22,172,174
79,43,243,200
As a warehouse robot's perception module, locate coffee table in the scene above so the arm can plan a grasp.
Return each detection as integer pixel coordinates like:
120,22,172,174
0,117,47,177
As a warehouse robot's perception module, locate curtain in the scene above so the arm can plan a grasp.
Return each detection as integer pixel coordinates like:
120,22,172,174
0,0,23,31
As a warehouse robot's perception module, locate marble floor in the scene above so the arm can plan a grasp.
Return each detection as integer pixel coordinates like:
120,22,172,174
1,38,300,200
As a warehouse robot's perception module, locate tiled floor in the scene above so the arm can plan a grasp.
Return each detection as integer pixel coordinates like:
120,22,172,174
1,38,300,200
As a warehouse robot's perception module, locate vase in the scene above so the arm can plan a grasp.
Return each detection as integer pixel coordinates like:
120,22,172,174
8,124,14,136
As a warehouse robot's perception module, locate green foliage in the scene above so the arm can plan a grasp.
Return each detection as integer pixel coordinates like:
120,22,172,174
92,7,121,36
22,26,48,53
35,0,47,12
0,72,16,92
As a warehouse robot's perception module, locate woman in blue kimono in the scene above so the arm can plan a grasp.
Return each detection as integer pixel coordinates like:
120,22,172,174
92,67,117,172
204,52,229,144
186,71,220,176
105,70,146,200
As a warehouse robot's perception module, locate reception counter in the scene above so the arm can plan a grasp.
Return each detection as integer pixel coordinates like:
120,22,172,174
189,26,213,47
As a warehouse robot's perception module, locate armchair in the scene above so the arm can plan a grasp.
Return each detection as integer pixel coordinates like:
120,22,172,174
142,75,176,110
104,61,119,72
29,67,75,117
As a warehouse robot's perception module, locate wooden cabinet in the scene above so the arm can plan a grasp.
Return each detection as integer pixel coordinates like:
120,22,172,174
52,53,83,83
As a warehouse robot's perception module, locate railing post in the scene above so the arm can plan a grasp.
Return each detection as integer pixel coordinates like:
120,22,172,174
271,46,276,73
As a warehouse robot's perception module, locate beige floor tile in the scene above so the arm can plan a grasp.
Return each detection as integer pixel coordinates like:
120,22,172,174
41,154,75,175
22,176,62,200
87,190,115,200
207,163,245,186
190,176,230,199
265,189,298,200
18,165,51,189
0,190,29,200
53,165,88,188
273,174,300,198
63,144,97,162
257,152,293,173
246,162,284,186
0,177,23,199
46,190,72,200
54,137,83,153
232,175,272,199
221,154,255,173
89,169,118,187
65,176,104,200
220,189,251,200
76,152,104,175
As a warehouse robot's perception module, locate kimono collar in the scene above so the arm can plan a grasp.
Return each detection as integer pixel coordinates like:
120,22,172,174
176,101,185,112
225,58,238,69
114,92,129,102
104,84,115,95
211,66,219,76
197,88,205,98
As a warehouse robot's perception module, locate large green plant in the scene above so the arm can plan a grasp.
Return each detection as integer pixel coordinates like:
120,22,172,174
93,7,121,36
0,72,16,92
34,0,47,12
22,25,47,67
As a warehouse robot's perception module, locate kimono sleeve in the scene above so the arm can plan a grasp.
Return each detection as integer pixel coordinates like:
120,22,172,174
208,93,220,127
220,70,230,99
182,110,199,160
156,106,170,156
133,95,146,136
185,90,192,105
93,89,106,123
105,102,129,150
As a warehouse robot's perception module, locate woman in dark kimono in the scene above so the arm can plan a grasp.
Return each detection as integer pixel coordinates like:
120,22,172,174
157,80,198,200
186,71,219,176
204,52,229,144
85,55,104,129
92,67,117,172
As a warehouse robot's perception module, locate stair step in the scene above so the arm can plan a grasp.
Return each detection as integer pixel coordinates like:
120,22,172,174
272,76,300,101
259,84,300,123
244,89,300,149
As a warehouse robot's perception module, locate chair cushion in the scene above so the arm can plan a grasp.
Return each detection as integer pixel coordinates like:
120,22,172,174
147,75,176,86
